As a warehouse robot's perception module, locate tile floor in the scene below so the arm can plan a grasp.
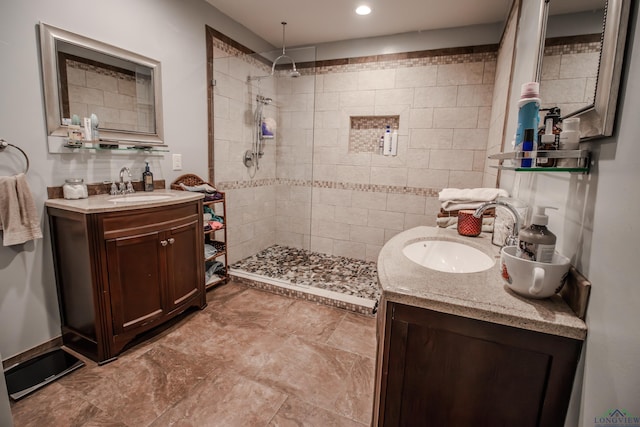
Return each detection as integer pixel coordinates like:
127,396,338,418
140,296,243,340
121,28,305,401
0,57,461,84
9,281,378,427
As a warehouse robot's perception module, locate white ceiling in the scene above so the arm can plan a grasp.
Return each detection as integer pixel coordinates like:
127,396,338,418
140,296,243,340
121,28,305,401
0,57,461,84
205,0,605,49
205,0,515,47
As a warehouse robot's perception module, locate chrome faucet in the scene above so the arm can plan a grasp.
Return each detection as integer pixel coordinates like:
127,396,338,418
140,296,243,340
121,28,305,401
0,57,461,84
474,200,521,246
118,167,135,194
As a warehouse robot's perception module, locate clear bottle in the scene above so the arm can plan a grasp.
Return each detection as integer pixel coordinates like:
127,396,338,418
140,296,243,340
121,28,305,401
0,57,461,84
516,206,557,263
143,161,154,192
63,178,88,200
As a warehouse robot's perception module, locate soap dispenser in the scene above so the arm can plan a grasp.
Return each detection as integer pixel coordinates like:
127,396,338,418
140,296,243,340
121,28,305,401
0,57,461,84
143,161,154,192
516,206,557,263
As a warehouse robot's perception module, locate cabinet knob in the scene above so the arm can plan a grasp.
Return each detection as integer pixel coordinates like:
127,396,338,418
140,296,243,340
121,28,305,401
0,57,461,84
168,238,175,244
160,240,168,246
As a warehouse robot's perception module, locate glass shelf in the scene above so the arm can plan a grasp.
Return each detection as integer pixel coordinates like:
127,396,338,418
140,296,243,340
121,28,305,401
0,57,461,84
488,150,590,173
64,140,169,152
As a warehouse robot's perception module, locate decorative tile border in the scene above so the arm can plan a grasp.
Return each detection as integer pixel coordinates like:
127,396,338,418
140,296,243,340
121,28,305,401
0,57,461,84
212,29,497,79
544,34,602,55
217,178,440,197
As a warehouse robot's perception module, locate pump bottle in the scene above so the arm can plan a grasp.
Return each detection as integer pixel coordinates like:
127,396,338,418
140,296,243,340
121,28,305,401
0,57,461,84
143,161,154,192
516,206,557,263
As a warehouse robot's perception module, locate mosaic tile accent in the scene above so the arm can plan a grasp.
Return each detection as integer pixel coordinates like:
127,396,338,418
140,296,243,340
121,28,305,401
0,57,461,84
230,244,380,315
544,34,602,55
349,116,400,153
544,41,602,56
217,178,440,198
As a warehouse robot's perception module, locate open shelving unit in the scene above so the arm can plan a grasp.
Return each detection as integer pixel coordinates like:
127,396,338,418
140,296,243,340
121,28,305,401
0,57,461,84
171,174,229,290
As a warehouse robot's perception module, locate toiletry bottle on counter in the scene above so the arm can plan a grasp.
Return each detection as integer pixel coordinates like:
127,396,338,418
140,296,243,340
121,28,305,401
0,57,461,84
143,161,154,192
515,82,540,168
516,206,557,263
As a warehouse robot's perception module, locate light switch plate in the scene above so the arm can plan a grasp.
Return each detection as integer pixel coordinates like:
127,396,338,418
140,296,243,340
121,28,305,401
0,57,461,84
172,154,182,171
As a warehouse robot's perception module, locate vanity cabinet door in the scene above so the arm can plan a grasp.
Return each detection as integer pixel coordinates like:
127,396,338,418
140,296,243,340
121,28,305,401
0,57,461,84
105,230,166,336
165,218,202,312
376,302,582,427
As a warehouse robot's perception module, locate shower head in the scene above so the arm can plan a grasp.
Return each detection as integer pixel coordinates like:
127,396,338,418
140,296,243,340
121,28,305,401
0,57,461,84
271,22,300,78
247,22,301,81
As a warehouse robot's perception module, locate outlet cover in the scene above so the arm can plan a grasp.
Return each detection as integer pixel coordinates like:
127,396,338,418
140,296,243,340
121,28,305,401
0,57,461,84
172,154,182,171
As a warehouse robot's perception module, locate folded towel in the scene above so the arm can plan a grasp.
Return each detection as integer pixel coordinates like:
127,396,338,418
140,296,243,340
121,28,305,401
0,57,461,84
436,216,494,233
179,182,217,194
0,174,43,246
439,188,509,211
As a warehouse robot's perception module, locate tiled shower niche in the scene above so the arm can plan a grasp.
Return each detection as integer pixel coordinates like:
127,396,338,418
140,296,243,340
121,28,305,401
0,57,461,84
349,115,400,154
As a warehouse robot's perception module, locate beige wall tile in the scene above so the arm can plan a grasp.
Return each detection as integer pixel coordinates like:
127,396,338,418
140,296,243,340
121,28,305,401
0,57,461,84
369,166,408,187
351,191,388,210
407,168,449,188
334,206,370,226
409,108,434,129
340,91,376,108
395,65,438,88
386,194,426,214
436,62,484,86
433,107,479,129
374,88,415,107
453,128,489,150
349,225,385,246
367,210,405,230
358,69,396,90
429,149,474,170
414,86,458,108
333,240,367,259
410,128,453,149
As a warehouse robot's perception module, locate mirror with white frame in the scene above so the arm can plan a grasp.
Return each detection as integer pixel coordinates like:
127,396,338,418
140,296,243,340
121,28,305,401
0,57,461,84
39,23,164,146
538,0,631,139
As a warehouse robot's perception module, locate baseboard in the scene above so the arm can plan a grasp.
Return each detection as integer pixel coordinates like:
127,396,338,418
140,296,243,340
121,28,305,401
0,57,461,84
2,337,63,370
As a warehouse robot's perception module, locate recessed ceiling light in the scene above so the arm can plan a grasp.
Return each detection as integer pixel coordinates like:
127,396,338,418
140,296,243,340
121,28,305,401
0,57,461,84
355,5,371,15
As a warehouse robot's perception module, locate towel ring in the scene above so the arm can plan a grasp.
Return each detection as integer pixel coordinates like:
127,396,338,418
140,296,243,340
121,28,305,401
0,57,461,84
0,139,30,174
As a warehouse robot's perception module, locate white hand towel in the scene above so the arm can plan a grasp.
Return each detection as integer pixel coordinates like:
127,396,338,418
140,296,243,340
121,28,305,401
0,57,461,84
0,173,43,246
439,188,509,211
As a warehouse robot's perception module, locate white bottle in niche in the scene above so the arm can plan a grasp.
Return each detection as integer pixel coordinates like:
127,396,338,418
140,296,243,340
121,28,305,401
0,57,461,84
383,126,391,156
390,129,398,156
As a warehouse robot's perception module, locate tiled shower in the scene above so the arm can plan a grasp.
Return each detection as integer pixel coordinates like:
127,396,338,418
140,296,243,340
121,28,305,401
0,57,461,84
212,35,497,309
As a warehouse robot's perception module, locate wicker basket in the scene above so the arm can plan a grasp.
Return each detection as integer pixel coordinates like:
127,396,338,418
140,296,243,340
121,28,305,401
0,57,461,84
170,174,213,190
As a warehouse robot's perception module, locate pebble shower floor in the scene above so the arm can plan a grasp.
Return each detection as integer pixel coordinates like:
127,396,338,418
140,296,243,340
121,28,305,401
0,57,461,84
230,245,380,314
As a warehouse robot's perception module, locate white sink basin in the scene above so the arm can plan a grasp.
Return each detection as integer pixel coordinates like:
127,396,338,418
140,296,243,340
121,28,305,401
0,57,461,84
403,240,495,273
108,194,174,203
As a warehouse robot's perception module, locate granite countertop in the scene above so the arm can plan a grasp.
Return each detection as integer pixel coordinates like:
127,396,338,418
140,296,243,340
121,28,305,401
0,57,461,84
377,226,587,340
45,189,204,213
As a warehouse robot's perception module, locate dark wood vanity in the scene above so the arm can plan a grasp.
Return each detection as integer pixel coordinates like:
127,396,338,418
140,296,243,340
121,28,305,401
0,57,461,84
374,226,587,426
46,192,206,364
374,301,582,426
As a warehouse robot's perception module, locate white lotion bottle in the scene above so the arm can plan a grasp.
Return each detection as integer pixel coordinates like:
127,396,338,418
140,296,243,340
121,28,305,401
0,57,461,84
390,129,398,156
558,117,580,167
383,125,391,156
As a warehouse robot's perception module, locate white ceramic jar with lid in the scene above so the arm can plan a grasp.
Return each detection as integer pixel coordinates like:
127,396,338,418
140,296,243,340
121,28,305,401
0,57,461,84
63,178,88,200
